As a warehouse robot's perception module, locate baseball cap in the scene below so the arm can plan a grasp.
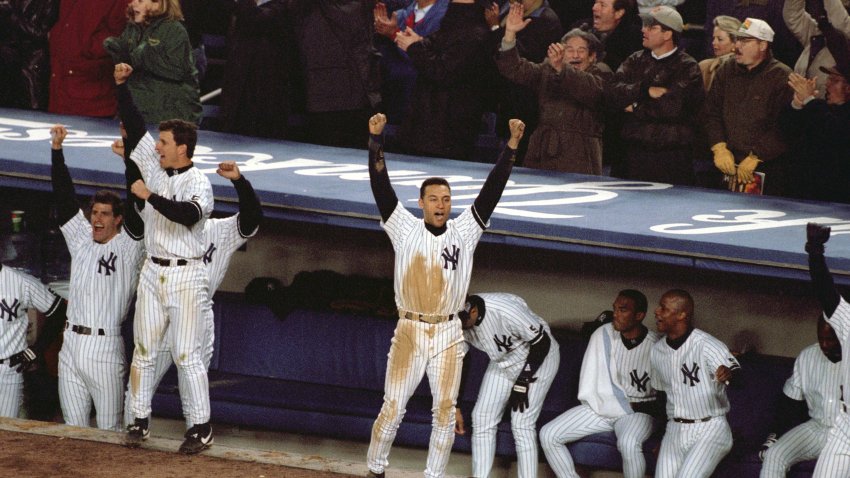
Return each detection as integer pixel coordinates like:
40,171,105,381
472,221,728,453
736,18,775,42
639,6,684,33
820,64,850,82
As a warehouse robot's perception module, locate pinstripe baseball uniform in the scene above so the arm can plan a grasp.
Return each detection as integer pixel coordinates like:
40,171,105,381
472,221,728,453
651,328,740,478
128,132,214,427
463,292,559,478
58,210,144,431
813,297,850,477
761,343,842,478
540,323,660,478
125,213,258,428
366,129,516,478
0,265,62,418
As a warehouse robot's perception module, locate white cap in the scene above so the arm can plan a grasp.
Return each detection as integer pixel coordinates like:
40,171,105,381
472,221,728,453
736,18,775,42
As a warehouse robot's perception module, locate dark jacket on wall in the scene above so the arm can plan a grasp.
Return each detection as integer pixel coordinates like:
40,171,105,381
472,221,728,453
0,0,58,109
399,2,489,161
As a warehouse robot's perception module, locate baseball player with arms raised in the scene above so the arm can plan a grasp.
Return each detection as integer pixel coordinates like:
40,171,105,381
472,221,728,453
454,293,559,478
805,222,850,477
49,124,145,431
365,113,523,478
539,289,661,478
122,160,262,430
759,316,842,477
651,289,741,478
114,62,215,454
0,264,67,418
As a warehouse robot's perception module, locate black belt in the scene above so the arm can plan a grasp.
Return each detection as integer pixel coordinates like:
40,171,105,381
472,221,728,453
65,323,106,336
672,417,712,424
151,257,187,267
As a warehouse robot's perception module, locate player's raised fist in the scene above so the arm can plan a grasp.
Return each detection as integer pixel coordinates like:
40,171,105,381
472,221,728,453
130,179,151,200
50,124,68,149
806,223,831,254
114,63,133,85
111,139,125,158
507,119,525,150
369,113,387,136
216,161,241,180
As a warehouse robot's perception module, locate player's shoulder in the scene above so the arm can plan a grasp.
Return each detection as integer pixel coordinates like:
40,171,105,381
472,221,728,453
797,343,826,365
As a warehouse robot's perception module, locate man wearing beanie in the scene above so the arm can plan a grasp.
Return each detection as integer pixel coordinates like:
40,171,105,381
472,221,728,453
606,5,705,186
704,18,793,196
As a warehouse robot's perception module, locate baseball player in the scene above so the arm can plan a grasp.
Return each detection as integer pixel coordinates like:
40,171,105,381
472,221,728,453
365,113,523,478
121,160,262,429
0,263,67,418
651,289,741,478
759,316,842,477
49,124,145,431
540,289,662,478
805,222,850,477
114,63,215,455
455,293,559,478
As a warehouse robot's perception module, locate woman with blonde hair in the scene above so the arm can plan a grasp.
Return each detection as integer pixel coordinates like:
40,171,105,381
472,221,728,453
104,0,201,124
699,15,741,91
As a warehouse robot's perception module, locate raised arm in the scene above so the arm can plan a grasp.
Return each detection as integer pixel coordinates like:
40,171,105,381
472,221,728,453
131,179,205,227
114,63,147,159
49,125,81,225
806,223,840,317
472,119,524,224
217,161,263,236
367,113,399,222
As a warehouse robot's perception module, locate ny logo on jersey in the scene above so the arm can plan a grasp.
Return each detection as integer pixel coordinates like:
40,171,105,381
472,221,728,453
203,243,217,265
529,324,541,334
630,370,650,392
441,245,459,271
97,252,118,276
494,334,513,352
0,299,21,321
681,362,700,386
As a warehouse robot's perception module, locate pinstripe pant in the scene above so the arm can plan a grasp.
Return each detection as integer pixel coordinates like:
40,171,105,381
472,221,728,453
540,404,654,478
813,413,850,478
128,261,210,426
124,303,214,429
0,362,23,418
761,420,829,478
471,345,560,478
367,319,465,478
59,331,125,431
655,416,732,478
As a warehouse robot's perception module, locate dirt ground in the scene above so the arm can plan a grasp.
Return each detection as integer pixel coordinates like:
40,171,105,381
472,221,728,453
0,429,358,478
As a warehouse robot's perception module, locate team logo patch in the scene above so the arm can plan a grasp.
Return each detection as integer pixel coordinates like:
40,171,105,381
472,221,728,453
494,334,513,353
0,298,21,321
441,245,459,270
681,362,700,386
98,252,118,276
203,243,217,265
630,370,650,392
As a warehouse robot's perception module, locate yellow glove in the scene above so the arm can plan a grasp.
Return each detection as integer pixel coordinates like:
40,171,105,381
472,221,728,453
737,153,762,184
711,142,736,176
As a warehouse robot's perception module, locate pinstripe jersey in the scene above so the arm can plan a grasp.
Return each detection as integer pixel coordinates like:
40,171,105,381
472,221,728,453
825,297,850,411
606,324,662,402
383,202,485,316
203,214,256,293
784,344,843,428
651,328,740,419
60,211,145,329
130,133,213,259
463,292,550,369
0,266,61,357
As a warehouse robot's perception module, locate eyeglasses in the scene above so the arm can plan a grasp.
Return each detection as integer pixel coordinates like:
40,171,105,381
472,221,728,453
735,37,758,44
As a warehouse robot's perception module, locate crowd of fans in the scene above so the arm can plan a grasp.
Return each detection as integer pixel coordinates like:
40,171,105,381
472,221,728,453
1,0,850,202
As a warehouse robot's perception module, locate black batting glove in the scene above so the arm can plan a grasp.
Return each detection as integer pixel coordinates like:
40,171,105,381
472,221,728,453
509,374,537,413
806,223,831,255
8,348,37,373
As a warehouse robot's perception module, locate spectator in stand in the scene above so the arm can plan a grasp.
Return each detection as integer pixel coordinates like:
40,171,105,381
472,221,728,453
103,0,202,124
704,18,793,196
485,0,563,164
395,0,490,161
221,0,292,139
699,15,741,91
49,0,126,117
496,4,610,174
0,0,58,110
575,0,642,71
373,0,449,125
784,0,850,99
705,0,801,67
780,20,850,203
180,0,236,82
606,6,704,185
636,0,683,14
290,0,380,149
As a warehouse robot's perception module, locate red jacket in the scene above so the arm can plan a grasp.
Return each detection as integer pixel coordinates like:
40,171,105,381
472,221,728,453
48,0,127,117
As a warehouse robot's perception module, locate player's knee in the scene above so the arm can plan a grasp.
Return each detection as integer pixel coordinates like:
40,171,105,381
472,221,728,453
433,399,455,428
539,422,560,448
616,435,641,455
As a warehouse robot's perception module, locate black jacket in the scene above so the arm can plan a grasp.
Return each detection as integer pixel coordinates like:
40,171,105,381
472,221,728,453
0,0,58,109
